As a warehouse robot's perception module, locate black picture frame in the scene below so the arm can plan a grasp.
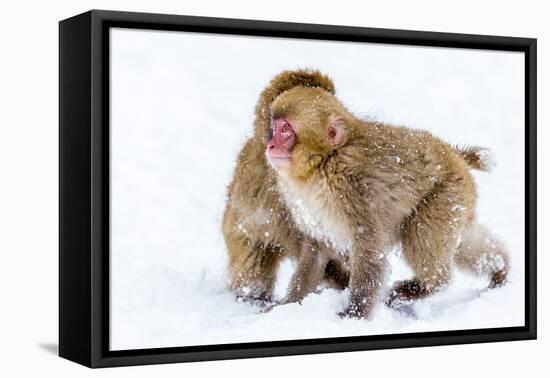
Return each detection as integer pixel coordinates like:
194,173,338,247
59,9,537,368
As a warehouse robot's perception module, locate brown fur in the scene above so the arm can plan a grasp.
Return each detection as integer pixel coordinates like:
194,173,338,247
454,145,495,172
222,69,347,304
269,82,509,318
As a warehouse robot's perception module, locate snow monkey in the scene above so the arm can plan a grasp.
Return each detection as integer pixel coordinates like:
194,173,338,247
223,70,349,305
266,79,509,318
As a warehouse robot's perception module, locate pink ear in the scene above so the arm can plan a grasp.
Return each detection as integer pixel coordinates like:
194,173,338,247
327,116,347,147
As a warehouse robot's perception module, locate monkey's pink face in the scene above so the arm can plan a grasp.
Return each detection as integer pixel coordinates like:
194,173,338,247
266,118,296,169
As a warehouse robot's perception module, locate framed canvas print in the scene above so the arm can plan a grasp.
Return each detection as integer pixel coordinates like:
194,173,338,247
59,10,537,368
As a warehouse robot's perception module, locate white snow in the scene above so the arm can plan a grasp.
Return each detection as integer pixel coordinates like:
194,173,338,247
110,28,525,350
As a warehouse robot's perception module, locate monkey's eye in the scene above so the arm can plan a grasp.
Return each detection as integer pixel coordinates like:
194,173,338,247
282,124,289,133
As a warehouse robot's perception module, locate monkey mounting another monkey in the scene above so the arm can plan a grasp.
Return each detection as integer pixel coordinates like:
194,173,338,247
265,78,509,318
223,70,349,306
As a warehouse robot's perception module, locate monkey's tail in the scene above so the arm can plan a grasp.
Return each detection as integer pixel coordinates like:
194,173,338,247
454,222,510,288
453,145,495,172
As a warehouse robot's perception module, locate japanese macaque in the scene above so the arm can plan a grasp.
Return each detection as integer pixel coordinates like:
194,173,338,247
222,70,349,305
266,80,509,318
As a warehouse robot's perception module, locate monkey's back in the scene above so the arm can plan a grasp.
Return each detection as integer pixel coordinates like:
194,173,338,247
325,121,477,236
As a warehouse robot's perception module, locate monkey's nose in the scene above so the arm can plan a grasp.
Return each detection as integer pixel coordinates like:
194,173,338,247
268,143,275,149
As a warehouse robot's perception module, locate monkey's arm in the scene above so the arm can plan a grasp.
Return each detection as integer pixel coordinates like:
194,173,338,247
283,239,328,304
342,233,386,319
227,236,281,304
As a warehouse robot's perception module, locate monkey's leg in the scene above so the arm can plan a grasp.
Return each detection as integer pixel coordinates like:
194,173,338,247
388,181,474,306
228,237,281,303
455,222,509,288
283,240,328,304
323,259,350,290
341,234,386,319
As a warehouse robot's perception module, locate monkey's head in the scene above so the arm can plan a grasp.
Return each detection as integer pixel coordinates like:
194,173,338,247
266,87,352,179
255,69,336,142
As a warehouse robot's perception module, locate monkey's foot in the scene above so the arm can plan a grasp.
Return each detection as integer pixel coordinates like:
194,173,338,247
489,269,508,289
256,301,282,314
337,305,368,320
385,279,430,308
236,293,274,308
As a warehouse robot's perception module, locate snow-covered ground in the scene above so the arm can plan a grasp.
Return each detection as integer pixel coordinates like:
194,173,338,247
109,28,525,350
